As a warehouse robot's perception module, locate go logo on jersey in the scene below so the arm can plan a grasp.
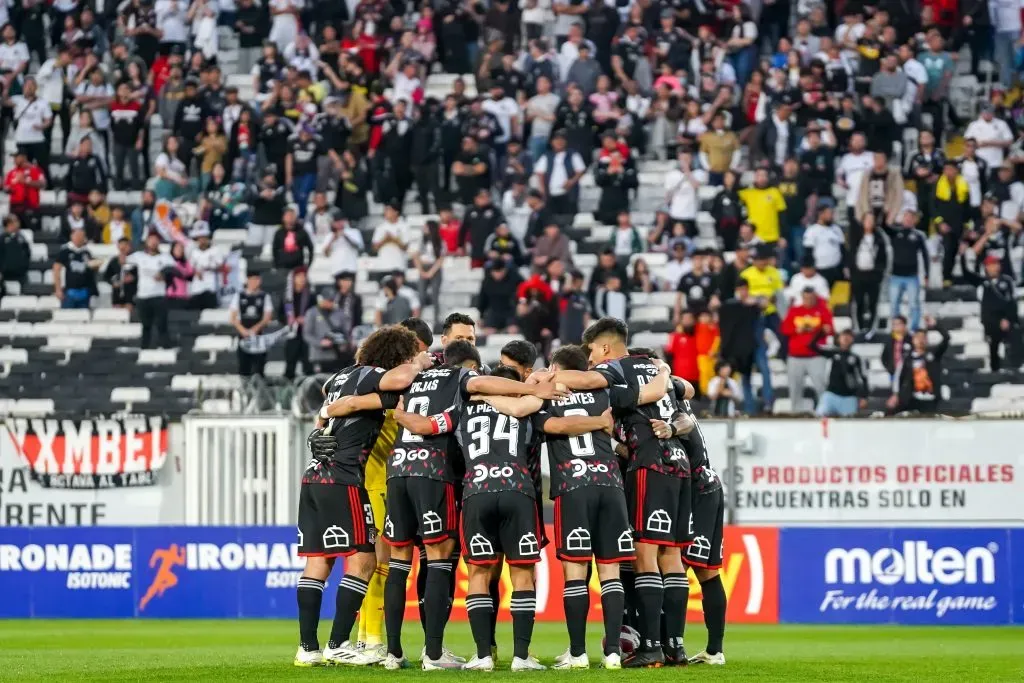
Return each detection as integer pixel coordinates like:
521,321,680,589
472,464,515,483
392,448,430,466
569,458,610,478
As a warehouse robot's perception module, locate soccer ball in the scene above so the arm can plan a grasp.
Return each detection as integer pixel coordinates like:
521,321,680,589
602,625,641,656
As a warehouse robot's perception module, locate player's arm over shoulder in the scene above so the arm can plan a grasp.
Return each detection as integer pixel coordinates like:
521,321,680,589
477,394,543,418
637,363,672,405
394,398,459,436
552,368,612,390
539,407,613,436
379,352,434,391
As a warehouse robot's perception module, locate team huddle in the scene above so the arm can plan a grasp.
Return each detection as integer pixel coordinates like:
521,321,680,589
293,313,727,671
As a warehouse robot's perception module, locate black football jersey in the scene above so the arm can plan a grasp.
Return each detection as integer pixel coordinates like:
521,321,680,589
455,401,537,500
672,379,722,495
306,365,389,486
594,357,691,478
539,389,623,498
388,366,477,482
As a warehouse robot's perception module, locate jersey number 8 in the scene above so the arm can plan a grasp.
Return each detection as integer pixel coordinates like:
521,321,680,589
563,408,595,456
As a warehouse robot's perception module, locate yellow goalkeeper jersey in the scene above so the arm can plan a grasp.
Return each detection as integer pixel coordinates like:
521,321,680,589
364,412,397,492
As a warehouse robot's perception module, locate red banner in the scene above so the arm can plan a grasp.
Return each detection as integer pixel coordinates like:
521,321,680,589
401,525,778,623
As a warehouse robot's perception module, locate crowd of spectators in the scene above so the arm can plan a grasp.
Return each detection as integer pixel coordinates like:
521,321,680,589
0,0,1022,417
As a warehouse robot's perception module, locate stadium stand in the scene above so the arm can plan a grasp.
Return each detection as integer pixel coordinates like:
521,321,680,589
0,1,1023,419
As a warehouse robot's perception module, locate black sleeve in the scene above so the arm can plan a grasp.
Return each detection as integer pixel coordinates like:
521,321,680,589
532,407,553,433
608,384,640,412
379,391,402,410
592,359,627,387
458,367,480,399
354,366,385,394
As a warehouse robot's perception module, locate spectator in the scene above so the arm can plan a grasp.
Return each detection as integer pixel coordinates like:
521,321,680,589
10,76,52,175
849,213,888,336
608,211,643,266
814,329,869,417
931,159,971,284
707,361,742,417
740,167,787,247
836,132,874,225
533,130,586,217
719,278,771,414
664,150,706,238
803,204,846,286
674,249,718,321
479,259,521,334
710,170,744,251
752,99,795,169
888,317,949,414
595,146,638,225
663,241,690,291
698,111,741,185
594,271,629,321
130,232,174,347
782,288,833,414
855,150,904,236
962,254,1018,372
371,203,411,271
525,75,559,161
557,270,591,345
665,310,700,395
785,255,831,306
66,136,108,204
740,244,785,341
888,209,929,331
501,178,532,243
989,2,1020,98
798,124,836,200
483,222,526,267
187,222,223,310
36,46,74,155
53,225,100,310
516,273,556,352
110,82,145,190
194,117,229,190
959,138,990,211
73,67,114,158
963,103,1014,171
452,135,491,205
587,248,629,308
272,207,315,271
413,220,446,329
629,258,658,294
163,241,195,308
907,130,944,230
374,270,421,324
719,241,752,300
4,150,45,219
460,188,507,268
103,206,132,246
378,277,415,325
60,200,100,244
0,215,32,295
153,136,192,201
532,221,574,269
231,271,274,377
103,238,137,312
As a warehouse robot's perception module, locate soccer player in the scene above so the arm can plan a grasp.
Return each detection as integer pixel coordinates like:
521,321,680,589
659,382,727,666
393,364,597,671
351,318,436,657
381,340,568,670
538,345,673,670
294,326,426,667
543,319,695,668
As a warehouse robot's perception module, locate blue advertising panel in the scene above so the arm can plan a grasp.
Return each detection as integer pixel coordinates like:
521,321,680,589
780,528,1014,625
1011,529,1024,625
0,527,314,618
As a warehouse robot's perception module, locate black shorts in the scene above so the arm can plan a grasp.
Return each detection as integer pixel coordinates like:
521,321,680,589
460,491,542,566
384,476,458,547
684,487,725,570
626,468,687,547
553,486,635,564
297,482,376,557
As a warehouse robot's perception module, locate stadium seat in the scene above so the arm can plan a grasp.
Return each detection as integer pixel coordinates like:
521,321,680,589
138,349,178,365
110,387,152,409
10,399,55,416
92,308,131,323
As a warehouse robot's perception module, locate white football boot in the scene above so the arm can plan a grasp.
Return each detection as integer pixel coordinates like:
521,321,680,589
553,652,589,670
420,646,466,665
382,653,409,670
323,641,376,666
511,655,547,672
293,647,325,667
462,655,496,671
688,651,726,666
553,647,571,666
601,653,622,670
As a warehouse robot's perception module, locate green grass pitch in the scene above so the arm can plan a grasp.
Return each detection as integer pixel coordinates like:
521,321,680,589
1,620,1022,681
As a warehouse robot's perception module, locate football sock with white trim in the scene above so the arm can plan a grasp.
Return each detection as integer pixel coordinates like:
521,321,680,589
297,576,325,651
563,579,589,657
385,559,412,658
466,593,494,659
600,578,625,656
662,573,689,651
424,560,452,660
510,590,537,661
634,572,664,652
328,575,369,648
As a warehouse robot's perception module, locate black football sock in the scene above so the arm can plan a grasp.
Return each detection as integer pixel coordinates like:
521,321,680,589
599,579,625,656
384,559,412,658
510,590,536,661
416,547,428,631
662,573,689,651
620,564,638,628
562,579,589,657
327,575,368,648
634,572,664,652
296,577,325,651
487,576,500,647
446,548,460,626
466,593,494,659
700,575,727,655
424,560,453,660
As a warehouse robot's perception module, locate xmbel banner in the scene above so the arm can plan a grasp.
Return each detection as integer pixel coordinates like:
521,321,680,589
0,525,779,621
779,528,1020,625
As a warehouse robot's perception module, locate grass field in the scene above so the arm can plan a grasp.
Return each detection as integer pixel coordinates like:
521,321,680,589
1,621,1023,682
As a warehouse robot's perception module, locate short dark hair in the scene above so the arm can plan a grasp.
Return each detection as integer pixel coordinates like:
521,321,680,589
627,347,661,360
443,312,476,335
400,317,433,347
490,364,522,381
551,345,589,371
444,340,481,368
582,317,629,347
356,325,420,370
892,315,907,325
500,340,538,370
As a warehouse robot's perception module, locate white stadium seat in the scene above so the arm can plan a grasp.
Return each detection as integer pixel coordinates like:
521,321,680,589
138,349,178,365
92,308,131,323
0,295,38,310
111,387,152,406
0,347,29,365
10,399,55,416
51,309,91,322
199,308,233,325
194,335,236,353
